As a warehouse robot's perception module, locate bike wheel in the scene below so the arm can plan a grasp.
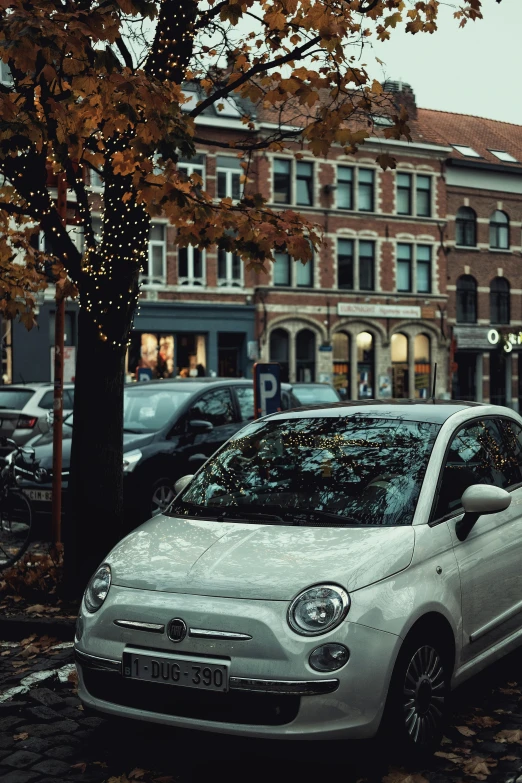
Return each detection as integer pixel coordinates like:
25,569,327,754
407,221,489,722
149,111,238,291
0,490,33,570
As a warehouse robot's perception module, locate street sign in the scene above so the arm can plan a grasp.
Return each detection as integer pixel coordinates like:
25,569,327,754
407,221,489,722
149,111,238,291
137,367,153,382
253,363,281,419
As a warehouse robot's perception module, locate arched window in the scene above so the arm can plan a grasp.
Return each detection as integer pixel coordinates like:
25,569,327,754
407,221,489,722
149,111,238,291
296,329,316,382
391,333,408,398
333,332,350,398
356,331,374,399
414,334,431,399
269,328,290,383
456,207,477,247
490,210,510,249
490,277,510,324
456,275,477,323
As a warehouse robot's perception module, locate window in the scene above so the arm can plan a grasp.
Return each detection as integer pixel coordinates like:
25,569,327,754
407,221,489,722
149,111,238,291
273,251,313,287
490,210,510,249
490,277,510,324
451,144,481,158
235,386,254,421
296,329,316,382
269,329,289,382
188,389,235,427
416,176,431,217
434,419,518,521
216,156,242,200
0,61,12,86
218,249,242,287
178,154,205,192
391,333,408,398
489,150,519,163
357,332,374,399
178,246,204,286
337,239,374,291
397,244,412,292
396,244,431,293
273,159,291,204
414,334,431,399
296,162,313,206
397,173,412,215
456,206,477,247
358,169,374,212
143,223,166,285
88,168,103,190
456,275,477,324
337,167,353,209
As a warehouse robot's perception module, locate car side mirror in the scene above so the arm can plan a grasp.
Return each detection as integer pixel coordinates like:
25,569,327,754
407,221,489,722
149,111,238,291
174,475,194,495
188,419,213,433
188,453,207,470
455,485,511,541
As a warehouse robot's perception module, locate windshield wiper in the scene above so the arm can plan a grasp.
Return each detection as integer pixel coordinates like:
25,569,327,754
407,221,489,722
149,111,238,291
168,501,288,524
287,508,361,527
123,427,143,434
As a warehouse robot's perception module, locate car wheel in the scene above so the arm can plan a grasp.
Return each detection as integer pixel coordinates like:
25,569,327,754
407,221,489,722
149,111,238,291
382,633,450,756
150,478,176,517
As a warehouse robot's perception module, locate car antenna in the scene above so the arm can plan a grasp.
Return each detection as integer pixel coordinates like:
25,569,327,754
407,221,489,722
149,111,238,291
431,363,437,403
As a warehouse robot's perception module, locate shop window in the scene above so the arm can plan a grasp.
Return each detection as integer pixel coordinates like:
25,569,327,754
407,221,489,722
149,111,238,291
358,169,374,212
456,206,477,247
456,275,477,324
490,277,510,324
337,166,353,209
216,155,242,200
296,162,313,206
416,175,431,217
176,333,206,377
333,332,349,398
218,250,242,287
273,159,291,204
218,333,244,377
490,210,510,250
273,252,313,287
269,328,290,382
391,333,408,398
143,223,166,285
296,329,316,382
128,333,176,379
414,334,430,399
178,246,205,286
397,173,412,215
357,332,374,399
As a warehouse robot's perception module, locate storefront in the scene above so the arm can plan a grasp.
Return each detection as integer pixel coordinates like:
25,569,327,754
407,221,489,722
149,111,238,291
451,325,519,410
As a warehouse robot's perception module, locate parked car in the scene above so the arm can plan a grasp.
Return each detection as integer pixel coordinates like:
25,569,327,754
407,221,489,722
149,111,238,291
0,383,74,455
16,378,300,529
290,382,341,405
75,400,522,753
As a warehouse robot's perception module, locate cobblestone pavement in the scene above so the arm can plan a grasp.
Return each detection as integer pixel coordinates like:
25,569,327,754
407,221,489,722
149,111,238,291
2,635,522,783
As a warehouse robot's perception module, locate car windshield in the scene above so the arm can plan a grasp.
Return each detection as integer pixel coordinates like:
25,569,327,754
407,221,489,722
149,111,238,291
0,389,34,410
173,415,440,526
123,388,192,432
294,385,339,404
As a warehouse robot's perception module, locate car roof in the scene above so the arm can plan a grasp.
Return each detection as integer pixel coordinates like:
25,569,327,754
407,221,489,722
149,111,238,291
124,378,293,391
268,399,485,425
291,382,334,387
4,383,74,390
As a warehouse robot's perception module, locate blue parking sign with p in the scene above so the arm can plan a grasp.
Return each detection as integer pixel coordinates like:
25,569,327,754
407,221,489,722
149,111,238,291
253,363,281,419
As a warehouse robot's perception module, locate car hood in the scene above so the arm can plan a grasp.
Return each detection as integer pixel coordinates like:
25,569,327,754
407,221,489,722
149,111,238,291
108,515,415,600
29,431,157,470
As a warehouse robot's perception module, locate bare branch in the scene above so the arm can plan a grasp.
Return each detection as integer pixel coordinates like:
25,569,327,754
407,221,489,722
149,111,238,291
115,36,134,70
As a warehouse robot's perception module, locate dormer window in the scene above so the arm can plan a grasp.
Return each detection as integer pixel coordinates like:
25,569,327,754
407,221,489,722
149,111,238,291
489,150,519,163
451,145,481,158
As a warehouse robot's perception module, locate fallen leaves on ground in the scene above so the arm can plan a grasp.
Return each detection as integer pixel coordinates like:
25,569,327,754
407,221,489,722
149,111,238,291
383,770,429,783
471,716,500,729
71,762,87,773
462,756,497,780
495,729,522,744
13,732,28,741
456,725,477,737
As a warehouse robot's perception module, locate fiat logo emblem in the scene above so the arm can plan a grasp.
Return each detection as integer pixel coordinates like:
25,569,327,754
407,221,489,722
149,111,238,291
167,618,187,643
35,468,48,483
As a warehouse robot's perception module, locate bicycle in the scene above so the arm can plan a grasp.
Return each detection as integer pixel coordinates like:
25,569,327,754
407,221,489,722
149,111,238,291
0,437,35,570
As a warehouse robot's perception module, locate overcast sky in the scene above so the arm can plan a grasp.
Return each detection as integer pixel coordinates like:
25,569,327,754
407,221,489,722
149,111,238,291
367,1,521,125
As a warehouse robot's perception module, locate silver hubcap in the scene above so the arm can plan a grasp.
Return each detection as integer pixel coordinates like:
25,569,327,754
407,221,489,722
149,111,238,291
151,484,176,516
403,644,445,744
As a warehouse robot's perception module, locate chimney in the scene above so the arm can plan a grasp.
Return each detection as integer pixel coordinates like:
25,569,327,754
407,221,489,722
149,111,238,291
383,80,417,120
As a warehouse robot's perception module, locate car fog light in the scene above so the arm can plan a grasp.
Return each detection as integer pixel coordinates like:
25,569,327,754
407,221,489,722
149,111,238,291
309,643,350,672
84,564,111,613
75,615,84,642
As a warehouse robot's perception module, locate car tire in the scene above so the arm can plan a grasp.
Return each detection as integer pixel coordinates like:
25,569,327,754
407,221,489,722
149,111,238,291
380,631,450,757
150,477,176,517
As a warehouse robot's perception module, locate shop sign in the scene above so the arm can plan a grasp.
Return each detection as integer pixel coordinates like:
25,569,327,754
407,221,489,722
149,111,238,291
337,303,421,319
487,328,522,353
453,326,493,351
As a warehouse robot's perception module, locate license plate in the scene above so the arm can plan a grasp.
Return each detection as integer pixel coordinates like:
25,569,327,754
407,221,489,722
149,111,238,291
22,489,52,502
122,649,228,692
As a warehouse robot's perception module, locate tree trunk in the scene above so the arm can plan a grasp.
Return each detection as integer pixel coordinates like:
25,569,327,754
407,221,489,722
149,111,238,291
64,305,127,594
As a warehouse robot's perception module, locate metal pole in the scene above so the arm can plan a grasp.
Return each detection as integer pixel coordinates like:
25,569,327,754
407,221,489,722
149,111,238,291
51,174,66,545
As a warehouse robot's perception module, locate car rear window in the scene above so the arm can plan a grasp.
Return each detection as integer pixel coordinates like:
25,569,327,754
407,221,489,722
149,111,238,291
0,389,34,410
293,385,339,404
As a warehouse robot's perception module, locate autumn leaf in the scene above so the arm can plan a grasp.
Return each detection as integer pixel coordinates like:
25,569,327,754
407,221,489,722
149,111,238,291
495,729,522,744
129,770,148,780
462,756,496,780
13,732,29,741
456,725,477,737
471,715,500,729
383,770,429,783
71,762,87,773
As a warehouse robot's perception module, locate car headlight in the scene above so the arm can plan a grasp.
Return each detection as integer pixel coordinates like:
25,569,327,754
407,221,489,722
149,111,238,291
84,564,111,613
288,584,350,636
123,449,142,473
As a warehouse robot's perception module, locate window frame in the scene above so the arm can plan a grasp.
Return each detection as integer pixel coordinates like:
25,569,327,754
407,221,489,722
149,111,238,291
337,238,375,291
178,155,206,191
272,251,313,288
143,222,167,286
396,243,432,294
456,274,477,324
295,161,314,206
216,155,242,201
217,249,243,288
489,210,510,250
396,171,432,217
178,245,206,286
455,207,477,247
272,158,292,204
336,166,376,212
396,173,412,215
490,277,510,325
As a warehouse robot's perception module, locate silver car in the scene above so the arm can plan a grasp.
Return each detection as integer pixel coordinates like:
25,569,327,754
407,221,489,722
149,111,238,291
75,401,522,753
0,383,74,452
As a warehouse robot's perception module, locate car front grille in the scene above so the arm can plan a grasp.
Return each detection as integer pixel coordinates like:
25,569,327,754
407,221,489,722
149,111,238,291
83,669,300,726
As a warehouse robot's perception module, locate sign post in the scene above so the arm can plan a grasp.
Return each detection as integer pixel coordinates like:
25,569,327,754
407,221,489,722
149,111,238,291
253,363,281,419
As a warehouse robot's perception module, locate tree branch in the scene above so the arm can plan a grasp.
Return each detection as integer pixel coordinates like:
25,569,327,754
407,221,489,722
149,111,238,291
192,127,303,151
0,202,31,217
115,36,134,70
